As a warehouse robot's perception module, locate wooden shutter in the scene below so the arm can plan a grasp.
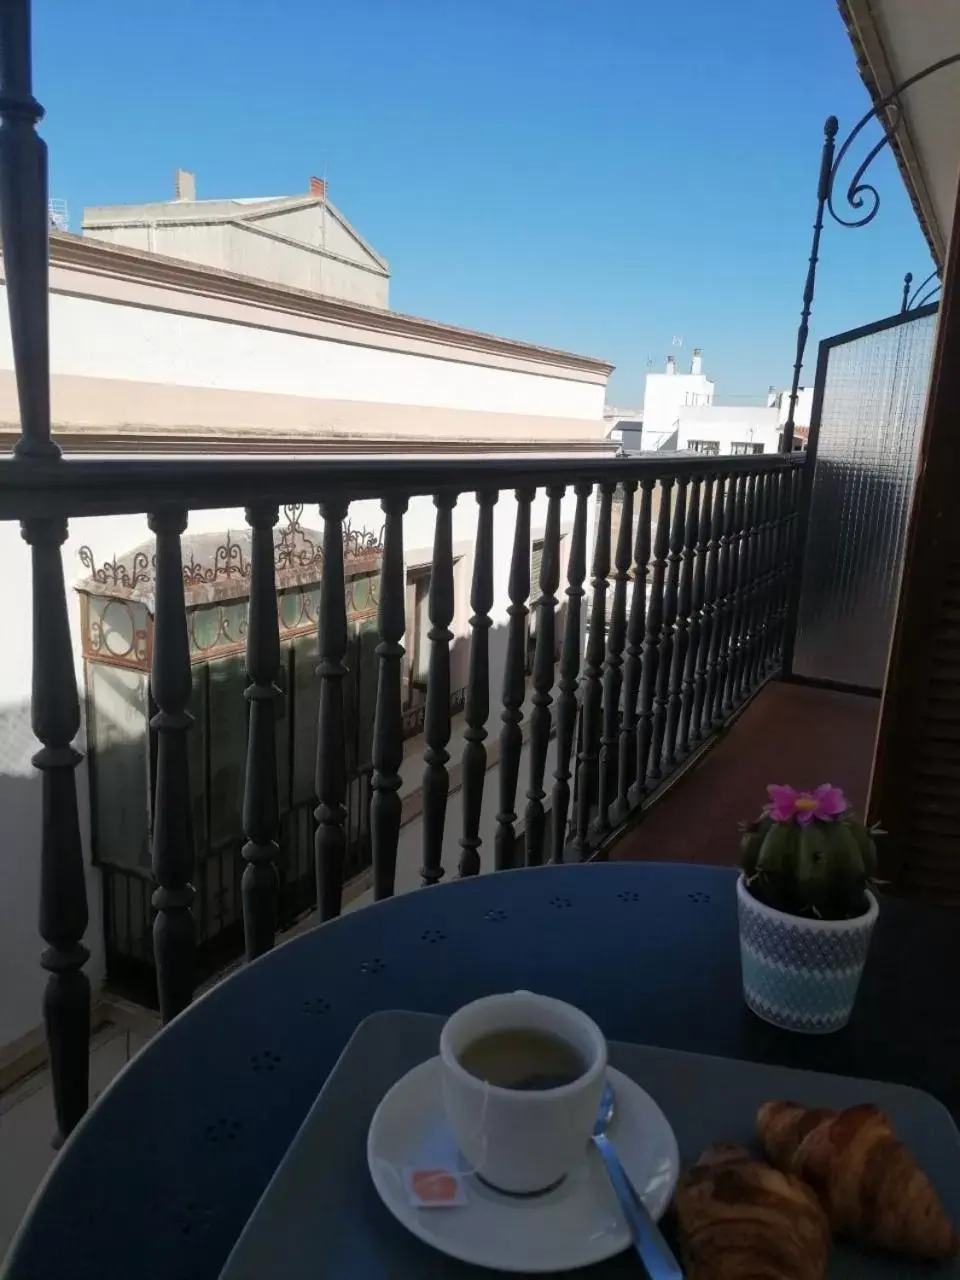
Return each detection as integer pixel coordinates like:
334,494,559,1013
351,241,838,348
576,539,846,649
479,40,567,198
870,169,960,902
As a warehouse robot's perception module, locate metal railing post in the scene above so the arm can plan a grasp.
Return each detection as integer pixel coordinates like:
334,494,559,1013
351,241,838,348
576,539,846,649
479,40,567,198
782,116,838,455
1,0,90,1142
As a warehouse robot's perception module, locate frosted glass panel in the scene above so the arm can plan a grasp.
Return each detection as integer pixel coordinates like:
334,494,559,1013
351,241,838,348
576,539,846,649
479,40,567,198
793,308,937,689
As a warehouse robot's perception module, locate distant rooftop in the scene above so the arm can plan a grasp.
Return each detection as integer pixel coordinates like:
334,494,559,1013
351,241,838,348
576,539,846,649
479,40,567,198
81,169,392,308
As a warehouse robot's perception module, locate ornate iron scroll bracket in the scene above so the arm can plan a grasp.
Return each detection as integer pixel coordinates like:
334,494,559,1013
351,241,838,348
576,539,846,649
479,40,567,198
901,268,941,313
783,52,960,452
827,53,960,232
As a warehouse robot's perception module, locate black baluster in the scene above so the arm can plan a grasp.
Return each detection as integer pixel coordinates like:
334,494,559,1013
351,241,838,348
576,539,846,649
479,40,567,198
614,479,652,823
241,504,280,960
747,468,773,686
699,476,726,737
315,498,349,920
649,477,687,783
23,518,89,1143
596,481,635,836
550,483,590,864
687,473,716,748
746,471,771,692
525,485,562,866
675,475,703,759
710,476,739,726
371,494,407,898
0,0,57,461
731,472,759,706
774,467,801,668
149,508,196,1022
768,471,788,675
2,1,90,1142
764,470,788,673
722,473,749,716
768,469,790,670
633,479,672,802
496,489,533,871
421,491,457,886
573,483,613,857
460,490,496,877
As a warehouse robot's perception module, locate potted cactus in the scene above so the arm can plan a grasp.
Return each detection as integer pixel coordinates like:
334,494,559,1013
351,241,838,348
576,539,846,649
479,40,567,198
736,784,880,1034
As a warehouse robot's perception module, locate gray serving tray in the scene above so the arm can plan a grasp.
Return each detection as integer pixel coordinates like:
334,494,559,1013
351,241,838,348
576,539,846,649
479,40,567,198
220,1010,960,1279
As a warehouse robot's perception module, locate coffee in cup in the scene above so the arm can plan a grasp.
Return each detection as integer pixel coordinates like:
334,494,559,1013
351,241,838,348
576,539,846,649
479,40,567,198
457,1027,587,1092
439,991,607,1195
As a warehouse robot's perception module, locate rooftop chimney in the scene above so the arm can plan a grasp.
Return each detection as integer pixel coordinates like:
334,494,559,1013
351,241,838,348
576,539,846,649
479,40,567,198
174,169,196,202
309,175,327,199
666,355,676,375
691,347,702,376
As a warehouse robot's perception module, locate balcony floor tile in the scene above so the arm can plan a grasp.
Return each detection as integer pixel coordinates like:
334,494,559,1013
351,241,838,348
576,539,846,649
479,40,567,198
608,680,880,868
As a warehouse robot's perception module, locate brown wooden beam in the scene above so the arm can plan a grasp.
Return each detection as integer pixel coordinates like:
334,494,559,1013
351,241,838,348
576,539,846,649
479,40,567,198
869,167,960,897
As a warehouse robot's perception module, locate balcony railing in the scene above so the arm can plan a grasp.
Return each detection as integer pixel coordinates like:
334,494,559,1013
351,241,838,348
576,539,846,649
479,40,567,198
402,685,468,741
0,0,805,1148
0,448,803,1143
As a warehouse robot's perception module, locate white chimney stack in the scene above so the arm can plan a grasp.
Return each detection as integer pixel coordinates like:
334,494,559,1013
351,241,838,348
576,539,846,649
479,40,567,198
691,347,702,376
666,355,676,375
174,169,196,202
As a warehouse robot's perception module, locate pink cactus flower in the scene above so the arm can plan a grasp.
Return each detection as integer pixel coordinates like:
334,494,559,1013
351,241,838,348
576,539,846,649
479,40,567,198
766,783,849,826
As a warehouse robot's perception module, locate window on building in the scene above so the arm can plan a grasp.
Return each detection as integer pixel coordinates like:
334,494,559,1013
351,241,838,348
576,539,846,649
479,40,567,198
405,565,431,708
687,439,720,455
730,442,764,456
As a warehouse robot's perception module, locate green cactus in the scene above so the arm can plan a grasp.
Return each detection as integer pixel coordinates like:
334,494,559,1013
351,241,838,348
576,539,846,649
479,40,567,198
741,792,878,921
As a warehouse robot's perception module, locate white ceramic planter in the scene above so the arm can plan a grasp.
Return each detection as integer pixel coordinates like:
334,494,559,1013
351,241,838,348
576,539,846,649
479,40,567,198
737,874,879,1034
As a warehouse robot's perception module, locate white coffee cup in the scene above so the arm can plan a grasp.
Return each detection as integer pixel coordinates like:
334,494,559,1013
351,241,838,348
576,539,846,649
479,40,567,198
439,991,607,1195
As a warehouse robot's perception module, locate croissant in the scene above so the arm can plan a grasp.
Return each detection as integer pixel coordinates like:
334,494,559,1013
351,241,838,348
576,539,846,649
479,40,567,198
673,1142,830,1279
757,1100,959,1261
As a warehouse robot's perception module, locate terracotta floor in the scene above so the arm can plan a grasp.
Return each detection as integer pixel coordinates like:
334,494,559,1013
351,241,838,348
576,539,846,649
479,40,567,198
610,680,881,868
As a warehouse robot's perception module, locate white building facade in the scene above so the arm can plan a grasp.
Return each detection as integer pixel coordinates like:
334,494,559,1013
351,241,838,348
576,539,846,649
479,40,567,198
677,403,781,455
769,385,815,446
638,348,715,450
0,232,612,1062
617,349,782,455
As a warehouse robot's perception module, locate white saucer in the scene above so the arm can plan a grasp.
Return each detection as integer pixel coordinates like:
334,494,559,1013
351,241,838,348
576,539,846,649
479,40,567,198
366,1059,680,1273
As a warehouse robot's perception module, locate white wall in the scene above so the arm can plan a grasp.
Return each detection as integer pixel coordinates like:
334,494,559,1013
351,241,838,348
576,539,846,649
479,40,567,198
771,386,814,430
0,287,605,424
604,414,642,447
267,205,377,266
643,367,715,447
677,404,781,454
145,222,389,309
0,486,589,1050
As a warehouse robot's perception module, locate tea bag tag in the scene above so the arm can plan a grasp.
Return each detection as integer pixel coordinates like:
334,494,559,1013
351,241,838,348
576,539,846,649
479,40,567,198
403,1167,469,1208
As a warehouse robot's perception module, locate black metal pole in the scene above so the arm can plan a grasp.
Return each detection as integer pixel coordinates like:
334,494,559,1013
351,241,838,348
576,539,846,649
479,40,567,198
901,272,913,313
0,0,57,458
782,116,838,455
1,0,91,1141
780,335,831,678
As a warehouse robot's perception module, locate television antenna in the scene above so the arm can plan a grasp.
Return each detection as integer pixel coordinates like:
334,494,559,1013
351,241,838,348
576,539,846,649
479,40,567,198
48,198,69,232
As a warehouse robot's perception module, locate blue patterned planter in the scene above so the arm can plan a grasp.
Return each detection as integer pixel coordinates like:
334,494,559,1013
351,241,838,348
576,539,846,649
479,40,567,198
737,874,878,1035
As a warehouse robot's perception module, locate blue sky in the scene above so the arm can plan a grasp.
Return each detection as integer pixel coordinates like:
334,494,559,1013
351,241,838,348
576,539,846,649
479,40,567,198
33,0,934,404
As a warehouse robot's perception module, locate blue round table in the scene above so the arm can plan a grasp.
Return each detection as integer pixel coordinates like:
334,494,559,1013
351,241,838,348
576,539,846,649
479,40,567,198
6,863,959,1279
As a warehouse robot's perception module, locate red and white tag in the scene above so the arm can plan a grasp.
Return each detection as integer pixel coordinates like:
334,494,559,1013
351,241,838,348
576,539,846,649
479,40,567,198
403,1167,469,1208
